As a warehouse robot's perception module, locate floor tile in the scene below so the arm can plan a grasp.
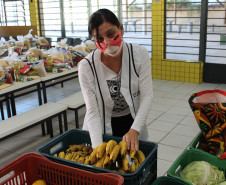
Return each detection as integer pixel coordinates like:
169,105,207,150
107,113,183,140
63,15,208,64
158,144,184,162
163,92,186,100
157,112,185,124
160,133,193,149
171,124,200,138
157,159,173,177
147,129,168,143
166,106,191,116
151,103,172,112
180,116,199,128
155,98,180,106
147,120,176,133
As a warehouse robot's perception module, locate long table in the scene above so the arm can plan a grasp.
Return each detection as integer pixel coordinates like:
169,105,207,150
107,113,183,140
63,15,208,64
0,66,78,120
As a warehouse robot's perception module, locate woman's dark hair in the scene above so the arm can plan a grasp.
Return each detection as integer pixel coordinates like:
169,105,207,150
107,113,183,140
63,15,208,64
88,9,120,45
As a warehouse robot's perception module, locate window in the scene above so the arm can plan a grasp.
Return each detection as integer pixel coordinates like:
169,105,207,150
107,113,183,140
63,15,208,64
0,0,30,26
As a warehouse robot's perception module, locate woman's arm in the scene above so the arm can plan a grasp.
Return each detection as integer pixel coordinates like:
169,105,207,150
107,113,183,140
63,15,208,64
123,46,153,151
78,61,103,148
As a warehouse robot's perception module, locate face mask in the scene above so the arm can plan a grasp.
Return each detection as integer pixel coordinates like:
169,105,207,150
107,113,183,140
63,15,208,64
95,32,123,57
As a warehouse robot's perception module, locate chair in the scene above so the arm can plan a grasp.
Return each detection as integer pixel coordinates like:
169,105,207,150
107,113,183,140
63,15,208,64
73,38,82,46
45,37,52,47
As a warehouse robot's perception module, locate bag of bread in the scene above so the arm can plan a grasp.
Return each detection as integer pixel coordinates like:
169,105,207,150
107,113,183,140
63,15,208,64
85,40,96,53
49,48,65,62
26,48,42,58
56,38,68,48
16,35,25,47
0,59,8,67
24,29,34,41
32,61,47,77
7,36,16,47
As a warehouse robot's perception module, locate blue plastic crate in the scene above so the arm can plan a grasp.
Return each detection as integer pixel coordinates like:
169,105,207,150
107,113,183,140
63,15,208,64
36,129,158,185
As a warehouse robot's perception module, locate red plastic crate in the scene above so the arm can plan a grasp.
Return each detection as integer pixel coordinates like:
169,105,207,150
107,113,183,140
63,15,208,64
0,153,124,185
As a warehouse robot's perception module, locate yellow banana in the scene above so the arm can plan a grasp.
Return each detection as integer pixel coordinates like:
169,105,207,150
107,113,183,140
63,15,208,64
77,144,86,151
119,141,127,158
89,146,99,165
129,149,136,159
136,150,145,164
110,145,121,162
134,156,139,170
103,155,112,169
78,156,85,164
96,142,107,159
64,153,73,160
84,156,90,165
130,163,136,173
82,146,92,153
122,155,130,172
58,151,65,159
95,154,106,168
118,168,126,173
73,154,80,162
67,145,79,153
53,153,58,157
106,140,117,156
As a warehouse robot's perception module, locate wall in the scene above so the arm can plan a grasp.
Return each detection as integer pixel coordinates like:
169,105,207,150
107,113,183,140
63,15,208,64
29,0,40,36
151,0,203,84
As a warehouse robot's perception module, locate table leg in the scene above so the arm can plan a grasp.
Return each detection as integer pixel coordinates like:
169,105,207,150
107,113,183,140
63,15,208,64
0,100,5,120
58,114,63,134
10,93,16,116
37,83,42,105
42,82,48,104
5,94,11,118
63,110,68,131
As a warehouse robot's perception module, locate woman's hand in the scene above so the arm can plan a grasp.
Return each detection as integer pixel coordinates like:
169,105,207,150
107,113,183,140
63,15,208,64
123,128,139,151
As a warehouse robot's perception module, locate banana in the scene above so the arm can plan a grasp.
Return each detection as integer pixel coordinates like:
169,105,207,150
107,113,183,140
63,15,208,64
77,144,86,151
64,153,73,160
110,145,121,162
89,146,99,165
106,140,117,156
95,154,106,168
53,153,58,157
129,149,136,159
96,142,107,159
118,168,126,173
122,154,130,172
73,154,80,162
103,155,112,169
78,156,85,164
58,151,65,159
136,150,145,164
130,163,136,173
134,156,139,170
84,156,90,165
82,146,92,153
119,141,127,158
66,145,79,153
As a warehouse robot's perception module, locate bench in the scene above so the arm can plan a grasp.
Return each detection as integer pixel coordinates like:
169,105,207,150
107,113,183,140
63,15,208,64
0,102,68,141
57,91,85,129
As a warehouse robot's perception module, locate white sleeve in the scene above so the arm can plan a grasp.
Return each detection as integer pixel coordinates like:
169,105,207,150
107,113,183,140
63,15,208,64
131,46,153,133
78,60,103,148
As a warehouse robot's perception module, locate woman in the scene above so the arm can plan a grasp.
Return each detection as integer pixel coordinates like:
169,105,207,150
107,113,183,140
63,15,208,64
78,8,153,151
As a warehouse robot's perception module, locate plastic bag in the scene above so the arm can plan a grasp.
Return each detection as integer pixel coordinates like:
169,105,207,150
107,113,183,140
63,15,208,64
24,29,34,41
189,89,226,158
32,61,47,77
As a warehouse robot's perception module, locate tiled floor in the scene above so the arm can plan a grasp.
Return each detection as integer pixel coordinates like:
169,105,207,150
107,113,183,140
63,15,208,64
0,78,224,177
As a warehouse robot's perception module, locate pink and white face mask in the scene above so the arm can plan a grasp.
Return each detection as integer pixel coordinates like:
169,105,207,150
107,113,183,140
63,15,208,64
95,32,123,57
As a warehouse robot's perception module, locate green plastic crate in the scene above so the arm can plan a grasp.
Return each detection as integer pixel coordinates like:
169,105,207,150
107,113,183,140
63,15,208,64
36,129,158,185
189,131,203,149
152,176,189,185
167,149,226,185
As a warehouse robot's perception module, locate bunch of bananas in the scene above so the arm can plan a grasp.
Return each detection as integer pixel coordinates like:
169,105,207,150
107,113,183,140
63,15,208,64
89,140,146,173
53,144,93,165
53,140,146,174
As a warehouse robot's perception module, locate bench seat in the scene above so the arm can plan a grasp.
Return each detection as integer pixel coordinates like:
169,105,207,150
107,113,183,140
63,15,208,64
57,91,85,129
0,102,67,141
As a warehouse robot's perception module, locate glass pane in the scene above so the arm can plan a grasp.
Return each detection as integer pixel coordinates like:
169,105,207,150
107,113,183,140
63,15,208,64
165,0,201,61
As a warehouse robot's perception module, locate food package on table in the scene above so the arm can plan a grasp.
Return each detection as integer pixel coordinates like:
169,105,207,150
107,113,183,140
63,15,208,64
32,61,47,77
71,45,86,52
56,38,68,48
39,37,49,45
16,35,25,47
26,48,42,58
85,40,96,53
24,39,31,49
0,37,8,50
4,52,25,69
24,29,34,41
0,66,5,77
7,36,16,47
0,59,9,67
20,65,32,75
49,48,65,62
